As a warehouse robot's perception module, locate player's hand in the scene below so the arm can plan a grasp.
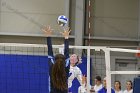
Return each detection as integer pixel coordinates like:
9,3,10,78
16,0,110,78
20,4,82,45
60,26,71,39
82,75,86,84
42,25,53,37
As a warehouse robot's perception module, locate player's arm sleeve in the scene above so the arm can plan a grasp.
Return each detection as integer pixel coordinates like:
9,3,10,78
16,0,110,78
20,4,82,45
47,37,54,64
64,38,70,67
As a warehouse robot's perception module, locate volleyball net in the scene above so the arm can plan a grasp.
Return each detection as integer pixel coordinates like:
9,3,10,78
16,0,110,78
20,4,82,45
0,43,140,93
0,43,91,93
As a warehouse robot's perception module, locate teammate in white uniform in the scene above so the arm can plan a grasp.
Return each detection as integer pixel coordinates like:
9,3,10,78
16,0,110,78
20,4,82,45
90,76,103,93
94,76,103,92
123,80,133,93
114,81,123,93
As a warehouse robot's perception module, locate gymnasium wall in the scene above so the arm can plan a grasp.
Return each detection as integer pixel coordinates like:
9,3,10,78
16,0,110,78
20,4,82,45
0,0,65,36
0,0,139,91
88,0,139,39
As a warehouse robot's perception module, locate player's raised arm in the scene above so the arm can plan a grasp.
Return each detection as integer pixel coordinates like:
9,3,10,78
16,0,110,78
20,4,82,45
60,27,71,65
42,26,54,62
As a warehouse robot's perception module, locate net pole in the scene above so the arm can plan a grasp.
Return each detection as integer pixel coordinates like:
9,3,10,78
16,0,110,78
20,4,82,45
104,49,111,93
86,0,91,92
87,47,91,93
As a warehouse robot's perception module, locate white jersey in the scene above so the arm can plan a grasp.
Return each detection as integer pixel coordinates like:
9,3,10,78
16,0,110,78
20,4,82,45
123,89,133,93
94,84,103,92
115,90,123,93
78,86,86,93
68,65,83,88
78,85,91,93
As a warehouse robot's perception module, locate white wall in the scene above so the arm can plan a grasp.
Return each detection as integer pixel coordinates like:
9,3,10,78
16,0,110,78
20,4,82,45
89,0,139,39
0,0,65,36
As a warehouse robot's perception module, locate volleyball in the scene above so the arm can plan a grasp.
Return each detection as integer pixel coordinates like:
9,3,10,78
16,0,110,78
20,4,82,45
57,15,68,26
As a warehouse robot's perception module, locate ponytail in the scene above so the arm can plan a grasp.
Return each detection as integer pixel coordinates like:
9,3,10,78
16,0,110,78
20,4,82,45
52,54,67,91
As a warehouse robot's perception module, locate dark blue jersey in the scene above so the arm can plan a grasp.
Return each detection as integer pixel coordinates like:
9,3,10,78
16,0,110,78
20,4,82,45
47,37,70,93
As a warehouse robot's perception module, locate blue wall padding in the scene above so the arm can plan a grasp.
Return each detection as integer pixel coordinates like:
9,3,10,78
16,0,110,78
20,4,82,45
0,54,49,93
0,54,91,93
133,77,140,93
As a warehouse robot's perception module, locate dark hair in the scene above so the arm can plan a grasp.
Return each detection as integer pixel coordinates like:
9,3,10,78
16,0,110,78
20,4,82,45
52,54,67,91
75,55,79,66
95,76,102,81
126,80,133,89
115,81,121,90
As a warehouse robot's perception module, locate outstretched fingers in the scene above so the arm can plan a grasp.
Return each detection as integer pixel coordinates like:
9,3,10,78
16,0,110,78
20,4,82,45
42,25,53,37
